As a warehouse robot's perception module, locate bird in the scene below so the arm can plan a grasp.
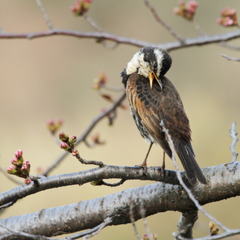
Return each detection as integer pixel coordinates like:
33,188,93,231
121,47,206,186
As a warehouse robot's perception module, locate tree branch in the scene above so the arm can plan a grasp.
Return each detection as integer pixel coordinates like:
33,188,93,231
66,217,112,240
230,122,239,162
144,0,184,42
194,229,240,240
160,120,229,232
222,54,240,62
1,29,240,51
0,166,179,207
0,223,54,240
0,161,240,237
35,0,54,30
177,210,198,239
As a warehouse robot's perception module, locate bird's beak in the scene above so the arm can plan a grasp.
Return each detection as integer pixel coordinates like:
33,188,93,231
149,71,162,90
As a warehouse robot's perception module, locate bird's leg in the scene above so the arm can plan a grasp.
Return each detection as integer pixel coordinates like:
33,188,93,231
142,142,153,166
160,151,166,175
135,142,153,174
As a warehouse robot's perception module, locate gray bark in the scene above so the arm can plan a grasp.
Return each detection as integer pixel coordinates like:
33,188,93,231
0,162,239,237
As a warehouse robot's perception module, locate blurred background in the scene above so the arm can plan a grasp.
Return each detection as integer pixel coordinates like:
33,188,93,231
0,0,240,239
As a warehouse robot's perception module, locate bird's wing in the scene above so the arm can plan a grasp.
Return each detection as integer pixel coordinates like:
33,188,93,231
126,73,206,185
126,76,161,142
126,73,191,143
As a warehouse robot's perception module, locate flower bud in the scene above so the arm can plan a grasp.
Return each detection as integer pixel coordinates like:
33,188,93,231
11,156,23,167
6,165,17,175
174,0,198,21
92,73,108,90
91,133,105,145
59,132,69,142
142,233,157,240
211,228,219,236
11,157,18,165
21,161,30,170
209,221,214,230
24,178,32,185
60,142,71,151
72,150,79,156
47,119,63,135
91,180,104,186
15,149,23,159
71,0,93,16
217,8,238,27
19,161,31,178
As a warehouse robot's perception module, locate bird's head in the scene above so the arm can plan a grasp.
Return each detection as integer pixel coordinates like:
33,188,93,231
125,47,172,89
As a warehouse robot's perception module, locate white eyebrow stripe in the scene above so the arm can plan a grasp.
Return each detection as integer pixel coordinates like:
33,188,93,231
153,48,164,77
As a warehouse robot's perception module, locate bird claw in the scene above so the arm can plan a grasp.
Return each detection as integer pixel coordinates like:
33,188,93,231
160,153,166,176
134,164,148,175
159,166,165,177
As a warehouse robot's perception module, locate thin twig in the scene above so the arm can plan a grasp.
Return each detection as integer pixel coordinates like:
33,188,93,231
35,0,54,29
230,122,239,162
83,139,96,148
160,120,230,233
221,54,240,62
73,151,104,167
144,0,184,42
192,20,206,36
140,202,154,240
0,223,55,240
84,14,103,32
84,13,118,49
1,29,240,51
193,229,240,240
219,42,240,50
42,92,126,176
65,217,112,240
129,200,141,240
100,179,126,187
0,201,17,212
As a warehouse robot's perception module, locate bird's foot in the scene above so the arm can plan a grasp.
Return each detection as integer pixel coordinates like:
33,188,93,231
160,160,166,177
134,162,147,175
159,166,165,177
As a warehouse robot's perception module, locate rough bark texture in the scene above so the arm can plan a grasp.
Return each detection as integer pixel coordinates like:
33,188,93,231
0,162,240,237
177,210,198,239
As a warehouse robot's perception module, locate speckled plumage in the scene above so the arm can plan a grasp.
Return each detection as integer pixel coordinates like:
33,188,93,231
122,47,206,186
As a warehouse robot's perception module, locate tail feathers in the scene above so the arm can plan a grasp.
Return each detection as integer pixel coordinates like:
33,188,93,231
174,139,207,186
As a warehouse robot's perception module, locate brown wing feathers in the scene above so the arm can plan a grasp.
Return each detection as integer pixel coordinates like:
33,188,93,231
126,73,206,186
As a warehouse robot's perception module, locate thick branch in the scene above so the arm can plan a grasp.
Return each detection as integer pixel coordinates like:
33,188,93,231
0,166,179,207
0,162,240,237
177,210,198,239
1,29,240,51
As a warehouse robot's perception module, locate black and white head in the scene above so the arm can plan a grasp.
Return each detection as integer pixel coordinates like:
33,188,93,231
124,47,172,89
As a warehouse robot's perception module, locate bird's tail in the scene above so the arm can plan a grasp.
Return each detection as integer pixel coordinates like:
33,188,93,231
174,138,207,186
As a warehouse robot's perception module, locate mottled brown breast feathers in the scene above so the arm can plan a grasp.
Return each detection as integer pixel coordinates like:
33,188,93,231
126,73,191,143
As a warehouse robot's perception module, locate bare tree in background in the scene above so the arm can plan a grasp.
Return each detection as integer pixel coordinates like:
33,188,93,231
1,1,240,239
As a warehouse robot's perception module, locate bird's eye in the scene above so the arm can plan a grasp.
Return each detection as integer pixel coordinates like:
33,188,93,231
154,63,158,71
